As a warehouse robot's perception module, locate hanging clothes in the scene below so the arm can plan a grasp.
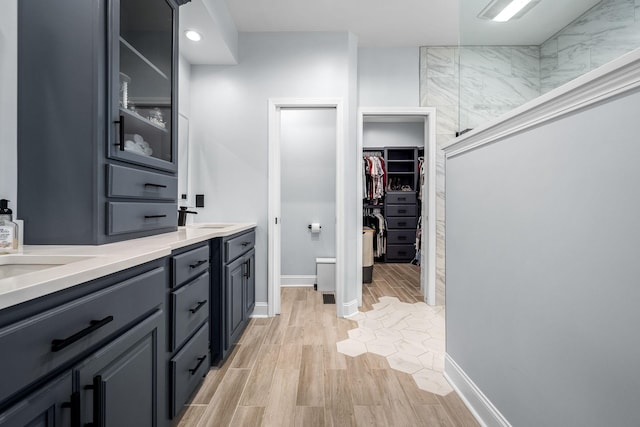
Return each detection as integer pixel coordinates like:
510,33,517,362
363,208,387,258
413,216,422,266
417,157,425,201
363,154,386,202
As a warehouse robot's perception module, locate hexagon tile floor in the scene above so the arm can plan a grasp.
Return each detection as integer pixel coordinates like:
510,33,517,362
336,296,453,396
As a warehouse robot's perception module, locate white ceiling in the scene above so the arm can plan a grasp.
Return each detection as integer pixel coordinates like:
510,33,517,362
180,0,603,64
224,0,460,47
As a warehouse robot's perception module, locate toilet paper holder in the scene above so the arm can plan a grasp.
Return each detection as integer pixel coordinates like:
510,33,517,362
308,224,322,230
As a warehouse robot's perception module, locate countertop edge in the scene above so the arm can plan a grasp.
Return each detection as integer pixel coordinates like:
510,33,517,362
0,223,257,311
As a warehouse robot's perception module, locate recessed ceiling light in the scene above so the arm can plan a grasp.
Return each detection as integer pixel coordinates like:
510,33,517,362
185,30,202,42
478,0,540,22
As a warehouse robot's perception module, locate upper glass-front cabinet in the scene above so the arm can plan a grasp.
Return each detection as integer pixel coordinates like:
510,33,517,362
111,0,177,172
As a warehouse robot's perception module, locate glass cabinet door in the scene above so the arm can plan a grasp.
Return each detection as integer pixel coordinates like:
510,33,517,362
111,0,177,171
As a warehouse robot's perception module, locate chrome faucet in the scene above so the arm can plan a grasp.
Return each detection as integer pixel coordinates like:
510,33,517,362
178,206,197,226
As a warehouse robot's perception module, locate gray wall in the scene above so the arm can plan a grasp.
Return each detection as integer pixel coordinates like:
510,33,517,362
280,108,336,276
446,88,640,426
189,32,355,304
0,0,17,207
363,122,424,148
358,47,419,107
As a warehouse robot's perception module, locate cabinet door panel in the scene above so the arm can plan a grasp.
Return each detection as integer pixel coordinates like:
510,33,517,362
225,257,245,348
244,249,256,317
76,309,164,427
0,372,73,427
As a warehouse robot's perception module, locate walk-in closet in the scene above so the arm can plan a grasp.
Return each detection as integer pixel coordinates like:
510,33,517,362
359,111,435,308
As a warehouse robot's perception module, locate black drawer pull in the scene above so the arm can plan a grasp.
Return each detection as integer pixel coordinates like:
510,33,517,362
398,209,407,214
144,214,167,219
398,222,407,226
189,355,207,375
144,183,168,188
51,316,114,352
241,241,251,247
189,259,208,269
398,236,407,240
398,197,406,201
189,300,208,314
399,251,407,255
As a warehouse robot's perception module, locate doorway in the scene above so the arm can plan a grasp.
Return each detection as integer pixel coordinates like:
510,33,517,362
268,99,345,317
357,107,437,306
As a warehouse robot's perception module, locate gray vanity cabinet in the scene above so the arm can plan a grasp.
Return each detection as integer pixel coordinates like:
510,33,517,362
76,310,164,427
210,228,256,364
0,372,73,427
17,0,180,245
0,260,167,427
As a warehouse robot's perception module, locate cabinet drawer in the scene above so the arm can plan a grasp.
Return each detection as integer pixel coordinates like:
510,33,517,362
107,202,177,235
173,244,210,287
172,272,209,351
386,244,416,261
387,217,417,229
225,230,255,263
386,192,416,204
107,164,177,200
0,267,165,404
386,204,417,217
387,230,416,245
170,323,209,418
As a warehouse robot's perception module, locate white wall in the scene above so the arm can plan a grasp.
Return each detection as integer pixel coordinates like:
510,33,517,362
280,108,336,276
358,47,419,107
189,32,355,305
446,84,640,426
0,0,17,208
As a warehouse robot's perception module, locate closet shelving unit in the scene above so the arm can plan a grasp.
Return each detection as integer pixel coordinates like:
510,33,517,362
363,146,422,263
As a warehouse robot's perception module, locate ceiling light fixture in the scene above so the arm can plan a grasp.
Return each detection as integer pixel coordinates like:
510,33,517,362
185,30,202,42
478,0,540,22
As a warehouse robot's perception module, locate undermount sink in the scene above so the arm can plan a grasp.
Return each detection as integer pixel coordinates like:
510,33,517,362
190,223,234,229
0,255,92,280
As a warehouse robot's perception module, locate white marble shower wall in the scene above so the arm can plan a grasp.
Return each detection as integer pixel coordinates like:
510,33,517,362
541,0,640,93
419,46,540,305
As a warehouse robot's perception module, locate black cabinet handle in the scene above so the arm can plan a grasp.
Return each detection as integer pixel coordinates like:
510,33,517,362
86,375,103,427
398,197,406,201
398,222,407,226
61,392,81,427
398,236,407,241
398,209,407,214
144,214,167,219
241,241,251,247
243,259,251,279
51,316,114,352
144,183,168,189
114,115,124,151
189,355,207,375
189,259,208,269
189,300,207,314
399,251,407,255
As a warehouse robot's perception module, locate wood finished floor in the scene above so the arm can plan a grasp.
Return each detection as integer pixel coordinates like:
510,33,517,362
178,263,479,427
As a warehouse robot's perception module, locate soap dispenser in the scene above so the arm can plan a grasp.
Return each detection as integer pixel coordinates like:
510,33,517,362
0,199,19,254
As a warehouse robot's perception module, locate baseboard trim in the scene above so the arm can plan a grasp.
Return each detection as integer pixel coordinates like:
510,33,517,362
250,302,269,318
281,275,316,287
444,354,512,427
342,298,359,318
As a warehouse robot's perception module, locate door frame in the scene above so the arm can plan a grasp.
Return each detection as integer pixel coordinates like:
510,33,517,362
268,98,346,317
357,107,437,305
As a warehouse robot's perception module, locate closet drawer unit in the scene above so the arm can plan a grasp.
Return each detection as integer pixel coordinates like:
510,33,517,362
170,322,210,418
386,244,416,261
225,230,256,263
107,202,177,235
386,192,416,205
387,230,416,245
173,244,210,287
107,164,177,200
387,217,417,229
0,266,165,404
171,272,210,351
386,204,417,217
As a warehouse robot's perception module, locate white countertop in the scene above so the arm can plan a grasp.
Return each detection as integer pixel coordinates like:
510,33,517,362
0,223,256,311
